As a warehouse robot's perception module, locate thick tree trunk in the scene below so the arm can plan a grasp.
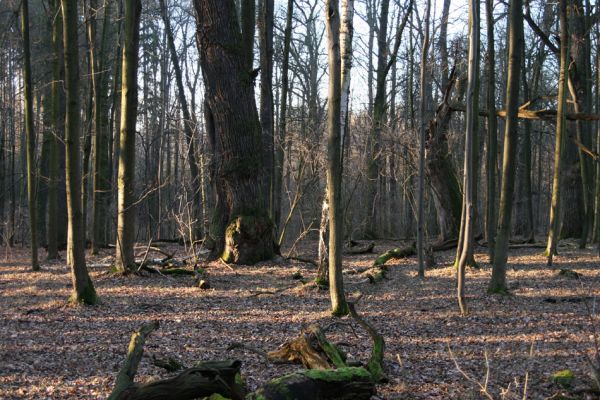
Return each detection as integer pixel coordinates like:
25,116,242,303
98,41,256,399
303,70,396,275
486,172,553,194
195,0,274,265
115,0,142,272
61,0,98,304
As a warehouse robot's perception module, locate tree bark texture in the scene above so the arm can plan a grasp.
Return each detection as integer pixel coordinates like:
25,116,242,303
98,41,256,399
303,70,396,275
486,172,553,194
116,0,142,272
195,0,275,265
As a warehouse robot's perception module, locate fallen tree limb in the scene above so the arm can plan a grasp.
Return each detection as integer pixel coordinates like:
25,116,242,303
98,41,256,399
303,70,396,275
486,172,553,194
373,244,416,267
450,103,600,122
348,303,387,383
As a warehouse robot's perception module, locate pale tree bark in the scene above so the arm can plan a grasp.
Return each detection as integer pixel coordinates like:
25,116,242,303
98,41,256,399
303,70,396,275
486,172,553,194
21,0,39,271
195,0,274,265
457,0,479,315
159,0,203,243
546,0,569,266
417,0,431,277
325,0,348,316
61,0,98,304
488,0,523,293
317,0,354,284
484,0,497,261
115,0,142,272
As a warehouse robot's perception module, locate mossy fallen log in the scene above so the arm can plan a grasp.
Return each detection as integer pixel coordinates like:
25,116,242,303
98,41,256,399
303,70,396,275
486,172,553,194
246,367,375,400
373,244,416,267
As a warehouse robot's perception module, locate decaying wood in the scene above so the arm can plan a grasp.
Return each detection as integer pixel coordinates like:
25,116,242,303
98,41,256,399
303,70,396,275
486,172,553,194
109,322,245,400
286,256,318,267
450,103,600,122
267,324,347,369
348,303,387,383
373,244,416,267
110,322,377,400
344,241,375,255
247,367,375,400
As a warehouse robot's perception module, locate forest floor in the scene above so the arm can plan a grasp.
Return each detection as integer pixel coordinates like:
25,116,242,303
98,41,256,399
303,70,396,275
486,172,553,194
1,240,599,399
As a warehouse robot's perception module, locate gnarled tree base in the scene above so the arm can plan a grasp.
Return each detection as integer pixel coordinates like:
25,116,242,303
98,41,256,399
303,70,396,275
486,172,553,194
222,214,274,265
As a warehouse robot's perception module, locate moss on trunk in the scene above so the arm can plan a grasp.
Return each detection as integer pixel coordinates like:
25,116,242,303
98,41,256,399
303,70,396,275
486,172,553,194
222,214,274,264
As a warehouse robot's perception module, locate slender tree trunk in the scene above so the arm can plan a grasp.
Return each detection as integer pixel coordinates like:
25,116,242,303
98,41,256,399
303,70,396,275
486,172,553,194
61,0,98,304
457,0,479,314
546,0,569,266
90,0,112,253
417,0,431,277
115,0,142,272
273,0,293,234
325,0,348,316
488,0,523,293
484,0,497,261
365,0,390,239
258,0,274,218
21,0,39,271
159,0,203,242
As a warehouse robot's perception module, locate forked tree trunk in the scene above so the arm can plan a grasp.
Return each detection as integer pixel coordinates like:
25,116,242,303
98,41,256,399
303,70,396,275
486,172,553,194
489,0,523,293
195,0,274,265
115,0,142,272
61,0,97,304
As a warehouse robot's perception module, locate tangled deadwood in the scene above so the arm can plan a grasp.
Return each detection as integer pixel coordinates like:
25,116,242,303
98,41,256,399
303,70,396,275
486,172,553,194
108,319,379,400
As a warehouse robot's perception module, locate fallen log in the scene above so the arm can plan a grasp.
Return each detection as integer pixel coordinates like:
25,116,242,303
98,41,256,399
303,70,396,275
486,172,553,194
344,241,375,255
373,244,416,267
247,368,375,400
